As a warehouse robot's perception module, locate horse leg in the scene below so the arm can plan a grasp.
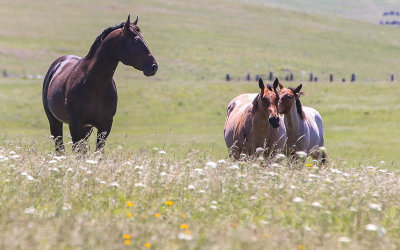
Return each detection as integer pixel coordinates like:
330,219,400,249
69,118,89,153
44,109,64,153
95,119,113,152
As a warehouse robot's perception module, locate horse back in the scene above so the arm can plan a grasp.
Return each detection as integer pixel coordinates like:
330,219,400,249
224,94,256,149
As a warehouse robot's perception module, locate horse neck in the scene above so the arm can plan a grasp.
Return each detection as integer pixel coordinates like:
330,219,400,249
252,102,270,130
284,99,302,138
86,38,120,82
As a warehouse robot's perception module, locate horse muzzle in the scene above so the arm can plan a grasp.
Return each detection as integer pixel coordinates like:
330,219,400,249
143,63,158,76
268,116,280,128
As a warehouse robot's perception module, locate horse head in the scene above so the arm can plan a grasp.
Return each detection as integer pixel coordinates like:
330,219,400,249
257,78,280,128
277,79,304,116
118,15,158,76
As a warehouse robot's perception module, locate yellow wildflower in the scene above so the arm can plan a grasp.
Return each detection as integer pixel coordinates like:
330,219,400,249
123,234,131,240
165,200,174,206
297,245,306,250
144,242,151,248
124,240,131,245
125,201,133,207
305,164,312,167
180,224,189,229
127,213,132,218
180,213,186,218
154,213,161,218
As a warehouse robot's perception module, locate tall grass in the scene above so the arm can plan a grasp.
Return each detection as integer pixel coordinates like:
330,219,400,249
0,141,399,249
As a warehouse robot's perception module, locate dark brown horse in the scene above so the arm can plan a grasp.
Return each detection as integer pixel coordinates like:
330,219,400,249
42,16,158,153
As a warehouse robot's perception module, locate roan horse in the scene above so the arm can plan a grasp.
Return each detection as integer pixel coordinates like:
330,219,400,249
277,80,327,163
42,16,158,153
224,78,286,159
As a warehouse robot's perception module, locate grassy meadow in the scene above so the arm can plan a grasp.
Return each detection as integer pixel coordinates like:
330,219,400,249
1,0,400,248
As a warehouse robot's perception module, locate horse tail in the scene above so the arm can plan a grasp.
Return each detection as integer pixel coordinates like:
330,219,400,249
42,56,69,112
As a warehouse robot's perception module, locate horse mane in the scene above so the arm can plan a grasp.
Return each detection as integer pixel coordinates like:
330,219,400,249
85,23,125,60
252,94,259,114
289,87,305,120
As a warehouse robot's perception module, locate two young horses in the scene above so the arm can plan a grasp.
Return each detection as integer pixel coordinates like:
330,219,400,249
224,78,326,163
42,16,157,152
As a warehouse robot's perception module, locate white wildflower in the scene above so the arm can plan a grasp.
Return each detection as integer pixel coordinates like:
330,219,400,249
24,207,36,214
338,236,351,243
312,202,322,208
211,200,218,205
178,232,193,241
250,195,257,201
188,185,195,190
217,159,226,164
153,147,159,151
368,203,382,212
66,168,73,173
378,169,387,173
290,185,297,189
100,181,107,185
85,159,98,164
271,163,280,168
134,165,144,170
380,161,385,165
365,224,378,231
349,207,357,212
304,225,312,232
158,150,166,155
54,155,66,161
27,175,35,181
295,151,307,158
229,165,239,170
255,147,264,154
275,153,286,161
308,174,318,178
109,182,119,188
210,205,217,210
48,160,57,164
134,183,145,188
160,172,167,176
11,154,20,159
21,172,28,176
62,203,72,211
198,189,206,194
206,161,217,168
292,197,304,203
330,168,342,174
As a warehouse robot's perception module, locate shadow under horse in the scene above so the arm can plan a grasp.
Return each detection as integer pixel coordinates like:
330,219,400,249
42,15,158,153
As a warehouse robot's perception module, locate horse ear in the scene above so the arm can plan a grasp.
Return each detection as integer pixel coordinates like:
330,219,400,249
294,84,303,93
273,78,279,89
123,15,131,35
133,16,139,25
258,78,264,90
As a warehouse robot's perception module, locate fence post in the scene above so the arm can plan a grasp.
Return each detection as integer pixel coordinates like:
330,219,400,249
309,73,313,82
246,73,251,81
329,74,333,82
290,73,293,81
255,75,260,81
351,73,356,82
269,72,273,81
391,74,394,82
226,74,230,81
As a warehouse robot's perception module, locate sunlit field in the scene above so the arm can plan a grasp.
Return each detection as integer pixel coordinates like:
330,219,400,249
1,0,400,248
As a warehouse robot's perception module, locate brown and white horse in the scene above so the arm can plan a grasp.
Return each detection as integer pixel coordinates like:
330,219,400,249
224,78,286,159
277,80,326,163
